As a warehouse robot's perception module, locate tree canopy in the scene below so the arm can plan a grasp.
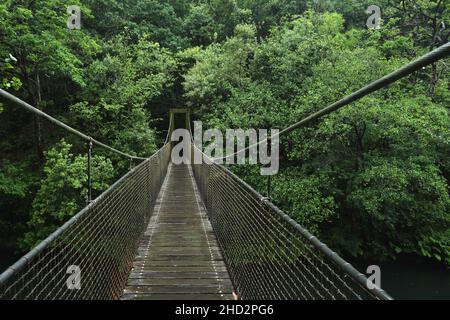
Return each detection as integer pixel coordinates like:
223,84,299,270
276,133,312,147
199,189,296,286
0,0,449,268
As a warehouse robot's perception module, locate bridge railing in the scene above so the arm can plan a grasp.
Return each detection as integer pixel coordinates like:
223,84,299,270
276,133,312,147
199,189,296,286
0,143,171,300
191,145,391,300
190,42,450,300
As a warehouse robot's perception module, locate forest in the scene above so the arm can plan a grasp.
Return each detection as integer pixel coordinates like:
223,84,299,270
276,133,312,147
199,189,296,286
0,0,449,275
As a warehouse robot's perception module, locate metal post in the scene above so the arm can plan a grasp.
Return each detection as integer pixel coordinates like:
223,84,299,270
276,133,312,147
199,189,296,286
87,138,93,204
266,136,272,199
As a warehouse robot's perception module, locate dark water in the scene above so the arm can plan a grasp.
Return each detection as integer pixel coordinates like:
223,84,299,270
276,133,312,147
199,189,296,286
349,255,450,300
0,248,21,274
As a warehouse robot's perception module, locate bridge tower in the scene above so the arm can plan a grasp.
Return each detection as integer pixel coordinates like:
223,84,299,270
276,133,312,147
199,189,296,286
168,108,191,137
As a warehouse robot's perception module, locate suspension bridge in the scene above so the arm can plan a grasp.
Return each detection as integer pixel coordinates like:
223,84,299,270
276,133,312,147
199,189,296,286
0,42,448,300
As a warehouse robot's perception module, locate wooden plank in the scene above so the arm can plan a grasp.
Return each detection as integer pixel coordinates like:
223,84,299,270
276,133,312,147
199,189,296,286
123,285,233,294
122,293,231,300
128,271,231,279
122,164,233,300
132,260,227,267
130,266,229,273
126,279,232,287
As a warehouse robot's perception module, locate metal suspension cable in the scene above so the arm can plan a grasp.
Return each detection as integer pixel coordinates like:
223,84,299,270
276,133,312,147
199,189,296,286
0,89,148,161
212,41,450,161
164,110,174,145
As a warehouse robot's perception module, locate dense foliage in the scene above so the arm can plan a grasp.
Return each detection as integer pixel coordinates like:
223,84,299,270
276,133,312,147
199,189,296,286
183,2,450,264
0,0,449,268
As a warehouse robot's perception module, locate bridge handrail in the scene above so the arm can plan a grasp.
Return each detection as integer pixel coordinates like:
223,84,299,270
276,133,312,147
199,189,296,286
213,41,450,162
0,89,148,161
0,145,162,286
191,144,393,300
220,155,391,299
187,43,449,299
0,142,171,299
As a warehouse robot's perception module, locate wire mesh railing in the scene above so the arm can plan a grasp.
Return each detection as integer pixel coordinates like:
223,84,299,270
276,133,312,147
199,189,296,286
0,143,171,300
191,145,392,300
189,43,450,300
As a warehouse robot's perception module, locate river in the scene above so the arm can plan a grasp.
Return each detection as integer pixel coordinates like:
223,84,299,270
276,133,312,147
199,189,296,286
349,254,450,299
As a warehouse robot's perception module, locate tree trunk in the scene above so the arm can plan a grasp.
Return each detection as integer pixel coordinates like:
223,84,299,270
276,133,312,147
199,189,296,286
427,1,442,97
28,72,44,162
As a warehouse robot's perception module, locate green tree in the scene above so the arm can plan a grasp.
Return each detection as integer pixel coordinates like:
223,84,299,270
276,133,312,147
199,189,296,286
0,54,22,113
184,10,450,264
84,0,190,50
182,4,218,46
20,140,114,249
0,0,98,160
70,35,177,157
184,23,257,115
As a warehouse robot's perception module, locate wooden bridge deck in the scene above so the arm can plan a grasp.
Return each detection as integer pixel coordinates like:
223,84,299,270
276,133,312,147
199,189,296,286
122,164,234,300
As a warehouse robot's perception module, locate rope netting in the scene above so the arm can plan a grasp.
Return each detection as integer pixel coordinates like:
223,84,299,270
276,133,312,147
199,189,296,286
191,145,391,300
0,144,171,299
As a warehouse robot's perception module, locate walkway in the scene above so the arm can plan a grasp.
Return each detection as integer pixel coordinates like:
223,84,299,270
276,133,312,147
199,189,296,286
122,164,233,300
